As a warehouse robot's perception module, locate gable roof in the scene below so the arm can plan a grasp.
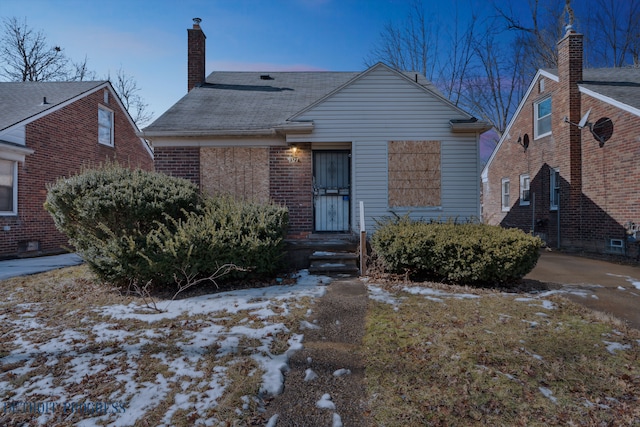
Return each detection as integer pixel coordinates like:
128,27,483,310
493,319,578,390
0,81,109,132
482,67,640,179
543,67,640,114
142,62,468,137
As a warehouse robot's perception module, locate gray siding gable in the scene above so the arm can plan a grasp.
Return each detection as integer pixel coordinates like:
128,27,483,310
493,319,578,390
287,64,481,231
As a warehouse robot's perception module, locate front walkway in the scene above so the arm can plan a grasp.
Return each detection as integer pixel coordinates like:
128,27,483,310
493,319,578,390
264,277,371,426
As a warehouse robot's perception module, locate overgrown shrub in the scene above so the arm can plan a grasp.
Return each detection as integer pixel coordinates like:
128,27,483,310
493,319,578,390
370,216,542,286
45,164,288,291
141,196,288,287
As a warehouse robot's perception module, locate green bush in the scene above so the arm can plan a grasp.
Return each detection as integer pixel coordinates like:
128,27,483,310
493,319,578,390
370,216,542,286
141,196,288,287
45,164,288,291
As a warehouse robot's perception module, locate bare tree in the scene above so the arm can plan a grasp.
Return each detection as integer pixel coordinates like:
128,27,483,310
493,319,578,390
584,0,640,67
0,17,69,81
436,7,478,107
109,68,154,128
494,0,566,79
366,0,440,80
1,17,154,127
70,55,98,81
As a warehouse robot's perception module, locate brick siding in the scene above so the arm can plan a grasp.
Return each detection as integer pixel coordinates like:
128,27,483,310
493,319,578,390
0,89,153,258
484,30,640,257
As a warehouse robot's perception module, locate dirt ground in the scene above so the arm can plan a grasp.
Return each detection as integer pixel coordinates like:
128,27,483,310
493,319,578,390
525,250,640,330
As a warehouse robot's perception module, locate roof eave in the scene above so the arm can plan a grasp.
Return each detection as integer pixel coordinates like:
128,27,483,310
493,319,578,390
0,140,35,162
449,120,492,133
274,121,314,135
139,128,278,139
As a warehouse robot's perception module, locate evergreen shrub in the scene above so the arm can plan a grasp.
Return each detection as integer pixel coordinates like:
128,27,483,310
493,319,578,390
370,216,542,286
45,164,288,290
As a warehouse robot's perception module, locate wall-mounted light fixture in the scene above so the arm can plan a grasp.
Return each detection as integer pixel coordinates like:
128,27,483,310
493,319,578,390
287,145,300,163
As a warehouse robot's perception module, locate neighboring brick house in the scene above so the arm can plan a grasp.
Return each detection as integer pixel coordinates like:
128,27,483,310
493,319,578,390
0,81,153,258
142,19,490,238
482,25,640,257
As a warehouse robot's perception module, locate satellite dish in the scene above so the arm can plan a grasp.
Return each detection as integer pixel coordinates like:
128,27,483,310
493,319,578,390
522,134,530,151
590,117,613,147
578,108,591,129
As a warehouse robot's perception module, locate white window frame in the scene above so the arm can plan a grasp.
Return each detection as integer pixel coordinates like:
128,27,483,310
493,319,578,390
98,105,114,147
534,97,552,139
550,167,559,211
519,174,530,206
0,159,17,216
501,178,510,212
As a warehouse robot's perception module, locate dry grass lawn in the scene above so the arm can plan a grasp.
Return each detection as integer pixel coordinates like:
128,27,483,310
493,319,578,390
364,281,640,426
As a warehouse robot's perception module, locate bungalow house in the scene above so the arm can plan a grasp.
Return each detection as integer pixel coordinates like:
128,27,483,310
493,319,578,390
482,25,640,258
142,19,489,242
0,81,154,258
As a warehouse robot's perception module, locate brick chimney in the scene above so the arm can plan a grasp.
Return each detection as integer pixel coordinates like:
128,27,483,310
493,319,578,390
556,23,584,244
187,18,206,92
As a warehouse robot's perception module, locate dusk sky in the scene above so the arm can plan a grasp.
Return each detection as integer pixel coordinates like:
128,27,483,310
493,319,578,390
1,0,505,124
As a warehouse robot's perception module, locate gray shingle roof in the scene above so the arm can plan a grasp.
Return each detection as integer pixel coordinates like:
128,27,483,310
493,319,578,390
0,81,108,132
580,68,640,111
144,71,359,134
544,68,640,112
142,66,444,135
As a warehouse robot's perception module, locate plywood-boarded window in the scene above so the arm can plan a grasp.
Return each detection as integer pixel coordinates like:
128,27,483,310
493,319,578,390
200,147,269,203
388,140,441,207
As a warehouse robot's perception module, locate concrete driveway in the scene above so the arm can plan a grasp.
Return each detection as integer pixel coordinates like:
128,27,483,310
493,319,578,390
525,251,640,330
0,253,83,281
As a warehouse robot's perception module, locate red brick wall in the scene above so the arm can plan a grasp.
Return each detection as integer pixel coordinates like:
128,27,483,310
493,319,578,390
0,88,153,258
485,43,640,256
269,144,313,238
154,146,200,187
483,73,561,246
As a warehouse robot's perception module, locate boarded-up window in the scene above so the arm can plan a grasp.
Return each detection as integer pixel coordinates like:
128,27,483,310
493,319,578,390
388,141,441,207
200,147,269,203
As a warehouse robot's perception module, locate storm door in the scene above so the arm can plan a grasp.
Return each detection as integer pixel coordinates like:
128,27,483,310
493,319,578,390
313,150,350,232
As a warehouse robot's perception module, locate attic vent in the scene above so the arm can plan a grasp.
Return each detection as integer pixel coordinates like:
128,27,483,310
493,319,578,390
260,74,273,80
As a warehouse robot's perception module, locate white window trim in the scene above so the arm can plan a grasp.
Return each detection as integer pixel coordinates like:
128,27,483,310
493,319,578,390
534,97,552,139
550,167,559,211
98,105,114,147
519,174,530,206
0,159,17,216
501,178,510,212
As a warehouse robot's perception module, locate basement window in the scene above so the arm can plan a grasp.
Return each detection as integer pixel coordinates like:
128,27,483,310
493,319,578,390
607,238,625,254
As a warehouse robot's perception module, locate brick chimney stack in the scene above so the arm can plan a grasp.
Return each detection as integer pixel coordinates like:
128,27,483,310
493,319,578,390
556,23,584,244
187,18,206,92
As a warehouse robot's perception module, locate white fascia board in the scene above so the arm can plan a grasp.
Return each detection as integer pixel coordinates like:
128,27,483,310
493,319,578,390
481,69,557,179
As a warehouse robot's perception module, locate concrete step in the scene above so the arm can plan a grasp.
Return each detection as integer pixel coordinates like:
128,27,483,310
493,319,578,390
308,251,359,276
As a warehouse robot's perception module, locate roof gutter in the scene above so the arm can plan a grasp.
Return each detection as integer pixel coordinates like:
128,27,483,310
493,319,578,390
449,118,492,133
274,121,314,135
138,128,278,139
0,140,35,163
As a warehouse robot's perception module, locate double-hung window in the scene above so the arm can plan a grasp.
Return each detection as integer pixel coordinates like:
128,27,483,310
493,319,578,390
501,178,510,211
98,106,114,146
550,167,560,210
520,174,530,206
534,97,552,139
0,159,17,215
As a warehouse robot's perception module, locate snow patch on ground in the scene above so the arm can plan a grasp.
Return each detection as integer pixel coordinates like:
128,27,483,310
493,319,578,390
0,270,330,426
316,393,336,410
